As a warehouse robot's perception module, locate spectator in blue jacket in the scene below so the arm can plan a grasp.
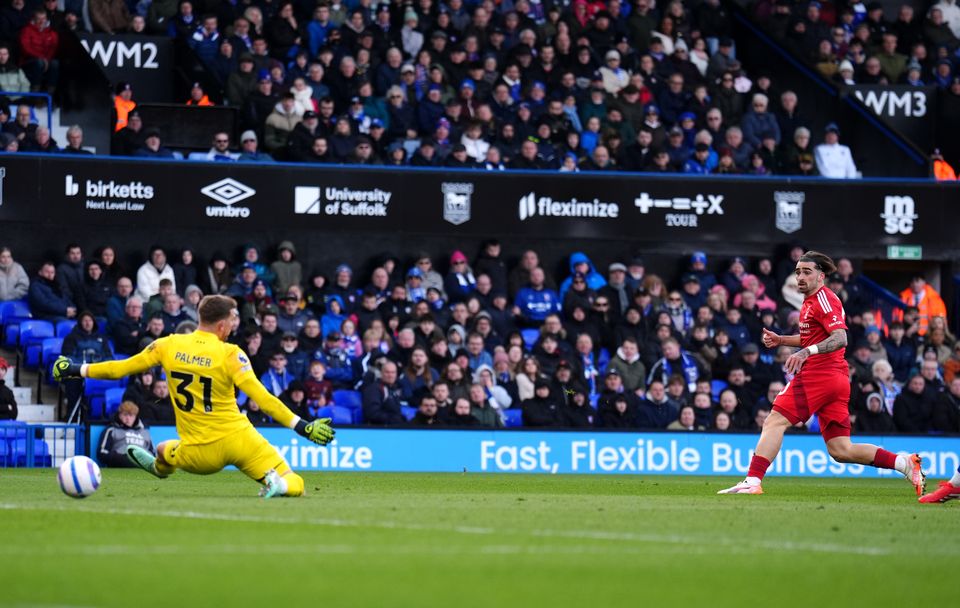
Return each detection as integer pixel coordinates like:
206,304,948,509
306,4,336,58
133,129,176,158
277,293,313,335
362,359,405,425
237,243,275,287
28,262,76,321
260,351,293,396
278,332,309,380
188,14,220,65
321,295,347,341
397,347,438,403
464,332,493,371
105,276,134,329
558,251,606,301
883,321,917,383
314,331,355,388
720,307,752,347
740,93,782,148
514,267,561,327
443,250,477,303
636,380,679,429
683,142,712,173
62,311,113,363
56,243,84,306
417,85,446,133
657,73,691,125
688,251,717,291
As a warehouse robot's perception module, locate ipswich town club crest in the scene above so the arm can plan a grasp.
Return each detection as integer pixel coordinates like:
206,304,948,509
774,191,804,234
442,182,473,225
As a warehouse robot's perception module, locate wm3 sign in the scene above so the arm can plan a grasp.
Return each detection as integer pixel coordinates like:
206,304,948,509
850,85,935,152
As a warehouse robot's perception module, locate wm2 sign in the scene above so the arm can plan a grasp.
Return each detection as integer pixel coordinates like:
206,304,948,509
81,38,160,69
78,33,173,102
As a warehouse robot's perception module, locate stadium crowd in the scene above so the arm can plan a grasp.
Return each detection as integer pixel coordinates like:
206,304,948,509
1,241,957,435
0,0,887,175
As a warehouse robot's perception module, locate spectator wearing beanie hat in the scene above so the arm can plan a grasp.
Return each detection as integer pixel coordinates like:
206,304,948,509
444,250,477,303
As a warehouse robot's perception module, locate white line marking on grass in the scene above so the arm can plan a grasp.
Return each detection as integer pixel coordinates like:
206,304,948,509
0,502,902,557
0,542,732,558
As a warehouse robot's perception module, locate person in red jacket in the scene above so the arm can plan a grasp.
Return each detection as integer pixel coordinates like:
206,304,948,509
19,8,59,93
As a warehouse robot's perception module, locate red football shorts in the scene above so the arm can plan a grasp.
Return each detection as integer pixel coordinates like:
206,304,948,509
772,372,851,441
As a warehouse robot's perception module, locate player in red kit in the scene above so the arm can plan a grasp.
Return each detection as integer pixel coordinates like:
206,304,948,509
718,251,925,495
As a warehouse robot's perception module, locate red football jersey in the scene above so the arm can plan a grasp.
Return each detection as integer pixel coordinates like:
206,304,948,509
798,286,848,376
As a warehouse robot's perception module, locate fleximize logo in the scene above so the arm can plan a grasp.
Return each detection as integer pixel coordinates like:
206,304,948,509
517,192,619,221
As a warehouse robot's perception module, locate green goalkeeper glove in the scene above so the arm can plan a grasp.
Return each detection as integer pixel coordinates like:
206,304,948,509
52,356,83,382
295,417,335,446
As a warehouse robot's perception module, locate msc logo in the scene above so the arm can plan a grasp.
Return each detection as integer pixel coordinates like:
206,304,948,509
201,178,254,218
881,195,918,235
774,191,804,234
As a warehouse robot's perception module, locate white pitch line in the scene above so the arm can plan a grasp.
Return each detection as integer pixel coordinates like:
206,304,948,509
0,502,908,557
0,542,725,558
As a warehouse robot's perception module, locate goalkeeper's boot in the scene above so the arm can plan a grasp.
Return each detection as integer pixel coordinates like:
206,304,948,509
126,445,168,479
717,479,764,495
259,468,288,499
919,481,960,504
903,453,926,496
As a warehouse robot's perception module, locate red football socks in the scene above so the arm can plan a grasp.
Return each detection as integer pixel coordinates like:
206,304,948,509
748,454,771,480
872,448,898,470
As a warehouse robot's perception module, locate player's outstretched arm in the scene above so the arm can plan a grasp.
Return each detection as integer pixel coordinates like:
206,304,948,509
236,376,335,446
53,345,162,383
761,328,801,348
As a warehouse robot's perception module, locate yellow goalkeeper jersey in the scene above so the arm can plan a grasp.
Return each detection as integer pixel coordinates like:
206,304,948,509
86,331,297,445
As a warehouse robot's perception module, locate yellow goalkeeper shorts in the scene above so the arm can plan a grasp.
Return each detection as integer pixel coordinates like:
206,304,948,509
159,425,290,481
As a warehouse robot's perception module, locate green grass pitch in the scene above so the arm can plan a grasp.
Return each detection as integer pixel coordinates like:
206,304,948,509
0,469,957,607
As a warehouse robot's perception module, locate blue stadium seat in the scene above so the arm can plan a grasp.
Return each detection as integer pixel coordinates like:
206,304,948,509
11,437,51,467
1,300,31,348
0,421,23,467
350,407,363,425
330,405,354,426
55,319,77,338
18,320,54,350
711,380,729,402
25,336,62,372
85,378,127,419
22,324,55,370
503,409,524,428
113,353,129,361
333,389,362,411
0,300,30,324
521,329,540,350
41,337,63,366
401,406,417,421
103,387,126,417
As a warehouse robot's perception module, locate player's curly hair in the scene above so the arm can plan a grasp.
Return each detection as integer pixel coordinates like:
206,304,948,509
798,251,837,275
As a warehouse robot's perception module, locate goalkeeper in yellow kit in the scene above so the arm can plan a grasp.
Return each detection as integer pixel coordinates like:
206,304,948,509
53,295,335,498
